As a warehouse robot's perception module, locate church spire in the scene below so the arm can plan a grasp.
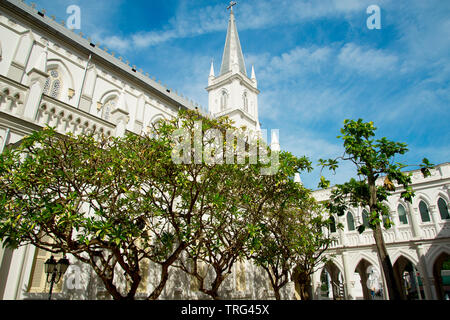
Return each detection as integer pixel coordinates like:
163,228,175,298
209,60,215,77
220,2,247,76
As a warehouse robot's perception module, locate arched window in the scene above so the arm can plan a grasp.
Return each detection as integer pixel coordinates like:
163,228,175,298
43,69,62,99
101,97,117,122
329,216,336,233
419,201,431,222
347,212,355,231
220,91,228,111
243,92,248,113
438,198,450,220
397,204,408,225
362,209,370,228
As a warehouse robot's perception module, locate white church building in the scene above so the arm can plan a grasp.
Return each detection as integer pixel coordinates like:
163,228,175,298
0,0,449,300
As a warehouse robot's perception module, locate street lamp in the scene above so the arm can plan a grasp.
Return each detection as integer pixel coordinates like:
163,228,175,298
44,255,70,300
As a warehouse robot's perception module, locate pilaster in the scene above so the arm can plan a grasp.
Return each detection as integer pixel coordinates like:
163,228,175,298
415,244,434,299
7,31,34,83
341,252,354,300
408,202,423,239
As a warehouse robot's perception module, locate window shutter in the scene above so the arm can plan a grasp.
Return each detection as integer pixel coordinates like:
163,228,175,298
28,236,63,293
28,246,49,293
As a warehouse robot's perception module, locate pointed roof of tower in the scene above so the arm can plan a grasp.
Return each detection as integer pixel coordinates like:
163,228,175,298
220,5,247,76
209,60,215,77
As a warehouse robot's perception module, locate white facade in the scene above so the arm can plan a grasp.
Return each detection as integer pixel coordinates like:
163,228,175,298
0,0,449,300
311,164,450,300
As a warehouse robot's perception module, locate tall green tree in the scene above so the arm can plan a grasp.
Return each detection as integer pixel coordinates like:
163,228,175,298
319,119,433,300
248,184,332,300
0,110,237,300
174,135,308,299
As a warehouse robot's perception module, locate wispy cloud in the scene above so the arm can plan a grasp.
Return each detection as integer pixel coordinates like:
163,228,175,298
89,0,380,53
338,43,399,75
31,0,450,190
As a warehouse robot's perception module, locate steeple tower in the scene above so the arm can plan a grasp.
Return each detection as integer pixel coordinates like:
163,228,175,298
207,2,260,132
220,3,247,76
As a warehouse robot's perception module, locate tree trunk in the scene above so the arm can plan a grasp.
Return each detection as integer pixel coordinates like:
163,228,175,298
148,263,170,300
372,224,404,300
273,286,281,300
368,177,404,300
148,242,187,300
202,273,224,300
298,282,311,300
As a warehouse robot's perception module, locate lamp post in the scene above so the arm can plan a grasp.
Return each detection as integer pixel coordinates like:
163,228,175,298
44,255,70,300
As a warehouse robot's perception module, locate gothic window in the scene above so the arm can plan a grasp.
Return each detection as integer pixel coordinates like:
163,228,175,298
347,212,355,231
43,69,62,99
419,201,431,222
438,198,450,220
243,92,248,113
397,204,409,225
220,90,228,111
362,209,370,228
329,216,336,233
101,97,117,122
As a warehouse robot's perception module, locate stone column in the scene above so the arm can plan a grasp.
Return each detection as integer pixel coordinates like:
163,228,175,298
111,89,130,137
341,252,354,300
7,31,34,83
408,202,422,239
338,216,346,247
23,46,48,121
79,65,97,113
415,244,434,299
0,128,11,153
1,246,26,299
429,204,442,236
310,270,321,300
390,209,400,241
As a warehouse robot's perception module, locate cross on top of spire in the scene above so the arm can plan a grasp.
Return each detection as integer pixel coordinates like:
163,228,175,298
227,1,237,11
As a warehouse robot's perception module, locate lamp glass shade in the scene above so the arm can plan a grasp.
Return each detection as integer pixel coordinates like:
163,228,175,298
44,256,57,274
57,257,70,275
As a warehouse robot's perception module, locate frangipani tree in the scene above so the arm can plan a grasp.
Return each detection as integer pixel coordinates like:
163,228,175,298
0,110,241,300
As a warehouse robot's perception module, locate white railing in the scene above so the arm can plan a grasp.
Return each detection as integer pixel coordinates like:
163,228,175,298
421,224,437,239
0,76,27,116
37,95,115,138
0,76,116,139
330,219,450,250
397,226,414,241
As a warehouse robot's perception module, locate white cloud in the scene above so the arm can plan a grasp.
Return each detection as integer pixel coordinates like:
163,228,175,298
337,43,399,76
101,35,130,53
131,31,177,48
86,0,383,53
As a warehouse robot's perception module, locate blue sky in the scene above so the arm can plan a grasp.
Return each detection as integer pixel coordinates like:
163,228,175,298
31,0,450,189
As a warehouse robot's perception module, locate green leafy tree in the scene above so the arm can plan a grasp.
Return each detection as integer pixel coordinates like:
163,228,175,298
291,206,334,300
249,186,332,300
319,119,433,300
173,129,272,299
174,125,314,300
0,110,237,300
0,128,149,299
